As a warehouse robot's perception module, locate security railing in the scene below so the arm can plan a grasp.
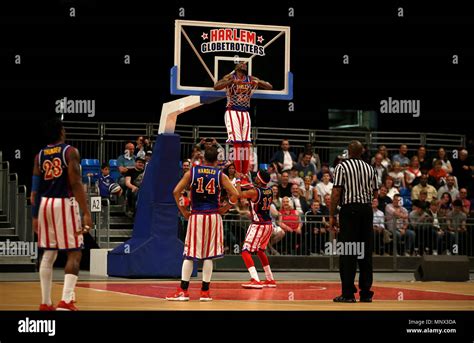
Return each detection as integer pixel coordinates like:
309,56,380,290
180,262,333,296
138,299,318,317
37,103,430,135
180,214,474,259
63,121,466,167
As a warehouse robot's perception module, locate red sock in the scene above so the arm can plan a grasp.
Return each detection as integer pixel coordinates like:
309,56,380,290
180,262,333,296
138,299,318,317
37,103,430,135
233,142,242,174
257,250,269,267
241,143,251,175
241,250,255,269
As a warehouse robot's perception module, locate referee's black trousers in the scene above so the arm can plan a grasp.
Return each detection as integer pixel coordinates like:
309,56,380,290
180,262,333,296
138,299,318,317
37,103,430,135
338,203,374,298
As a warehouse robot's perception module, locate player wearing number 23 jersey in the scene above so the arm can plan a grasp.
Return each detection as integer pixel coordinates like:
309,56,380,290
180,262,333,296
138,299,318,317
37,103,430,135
36,142,83,250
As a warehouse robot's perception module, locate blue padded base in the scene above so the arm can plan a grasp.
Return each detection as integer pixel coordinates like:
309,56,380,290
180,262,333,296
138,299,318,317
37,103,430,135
107,134,197,278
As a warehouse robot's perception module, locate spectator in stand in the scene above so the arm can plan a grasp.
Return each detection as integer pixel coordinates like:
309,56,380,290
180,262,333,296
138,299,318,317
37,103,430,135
298,142,321,174
296,152,318,183
438,192,453,218
388,161,406,189
384,176,399,200
371,145,391,169
416,146,432,171
404,156,421,189
302,175,318,203
289,166,305,189
278,197,303,254
372,198,387,256
385,194,415,256
270,139,297,173
392,144,410,169
320,193,338,231
267,162,281,187
143,137,152,152
181,160,191,177
271,184,282,211
437,175,459,200
190,147,204,167
316,171,333,206
223,163,238,186
446,200,468,255
144,150,153,164
433,147,453,174
429,160,448,189
426,200,445,255
409,200,431,256
124,157,145,216
459,188,471,215
316,163,333,182
305,200,326,255
377,185,393,212
97,162,123,198
278,171,292,198
290,183,309,215
418,190,431,210
134,136,146,159
117,142,136,189
452,149,474,191
372,152,389,188
412,172,438,201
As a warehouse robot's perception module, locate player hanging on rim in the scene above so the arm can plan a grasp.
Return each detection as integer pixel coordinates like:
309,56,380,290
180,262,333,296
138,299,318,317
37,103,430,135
31,118,93,311
167,146,239,301
214,62,272,188
239,170,276,289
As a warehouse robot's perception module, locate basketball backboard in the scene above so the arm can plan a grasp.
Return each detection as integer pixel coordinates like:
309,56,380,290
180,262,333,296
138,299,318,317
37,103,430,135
171,20,293,100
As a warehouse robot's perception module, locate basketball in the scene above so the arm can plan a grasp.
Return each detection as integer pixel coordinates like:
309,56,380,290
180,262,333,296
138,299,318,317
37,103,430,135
109,182,122,194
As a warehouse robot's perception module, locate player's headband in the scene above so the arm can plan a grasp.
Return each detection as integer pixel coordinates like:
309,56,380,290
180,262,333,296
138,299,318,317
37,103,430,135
256,171,269,185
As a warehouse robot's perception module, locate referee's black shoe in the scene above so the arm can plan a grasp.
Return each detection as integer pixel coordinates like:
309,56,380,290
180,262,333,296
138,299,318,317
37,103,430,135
359,291,374,303
333,295,357,303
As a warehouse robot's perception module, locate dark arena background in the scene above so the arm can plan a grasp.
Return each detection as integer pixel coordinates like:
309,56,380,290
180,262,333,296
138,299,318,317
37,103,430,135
0,1,474,341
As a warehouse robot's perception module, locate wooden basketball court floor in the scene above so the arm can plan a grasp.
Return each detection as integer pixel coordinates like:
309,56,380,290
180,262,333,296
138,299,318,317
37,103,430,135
1,271,474,311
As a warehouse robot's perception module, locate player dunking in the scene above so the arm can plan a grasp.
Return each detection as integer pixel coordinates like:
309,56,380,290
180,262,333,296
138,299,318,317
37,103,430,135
239,170,276,289
214,62,272,188
31,118,92,311
167,146,238,301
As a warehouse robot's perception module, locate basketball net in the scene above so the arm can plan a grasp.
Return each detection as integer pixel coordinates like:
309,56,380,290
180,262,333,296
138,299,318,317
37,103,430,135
226,81,258,109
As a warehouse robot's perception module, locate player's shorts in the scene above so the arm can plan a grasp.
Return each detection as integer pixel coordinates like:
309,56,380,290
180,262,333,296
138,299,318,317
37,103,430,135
242,223,273,253
184,213,224,260
224,109,251,143
38,197,84,250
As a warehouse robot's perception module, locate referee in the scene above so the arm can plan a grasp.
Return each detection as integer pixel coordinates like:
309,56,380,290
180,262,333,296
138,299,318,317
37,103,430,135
329,140,378,303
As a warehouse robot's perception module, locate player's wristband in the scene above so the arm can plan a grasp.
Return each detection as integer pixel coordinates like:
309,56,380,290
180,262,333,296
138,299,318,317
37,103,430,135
228,198,237,206
235,178,241,184
32,175,41,193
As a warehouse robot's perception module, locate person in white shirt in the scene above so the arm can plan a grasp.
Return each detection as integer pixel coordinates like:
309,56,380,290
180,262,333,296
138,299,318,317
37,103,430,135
388,161,406,189
372,198,386,255
316,172,333,205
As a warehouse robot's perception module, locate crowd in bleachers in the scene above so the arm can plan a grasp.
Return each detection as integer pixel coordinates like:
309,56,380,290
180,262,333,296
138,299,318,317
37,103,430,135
179,139,474,256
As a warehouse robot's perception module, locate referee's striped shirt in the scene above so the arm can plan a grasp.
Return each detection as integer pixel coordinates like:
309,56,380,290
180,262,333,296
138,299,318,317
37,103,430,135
333,158,378,205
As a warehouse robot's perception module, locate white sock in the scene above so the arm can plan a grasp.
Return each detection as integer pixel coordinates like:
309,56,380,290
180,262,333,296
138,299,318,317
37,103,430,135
202,260,213,283
62,274,78,303
248,266,260,281
181,259,194,282
39,251,58,305
263,265,274,281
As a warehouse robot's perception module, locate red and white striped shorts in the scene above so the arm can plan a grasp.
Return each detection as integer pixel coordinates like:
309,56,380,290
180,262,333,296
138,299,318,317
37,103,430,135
242,223,273,253
38,197,84,250
184,213,224,260
224,110,251,143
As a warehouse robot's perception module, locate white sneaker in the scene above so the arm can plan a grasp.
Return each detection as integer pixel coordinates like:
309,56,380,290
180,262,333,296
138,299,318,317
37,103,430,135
404,252,411,257
432,251,438,256
446,250,452,255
